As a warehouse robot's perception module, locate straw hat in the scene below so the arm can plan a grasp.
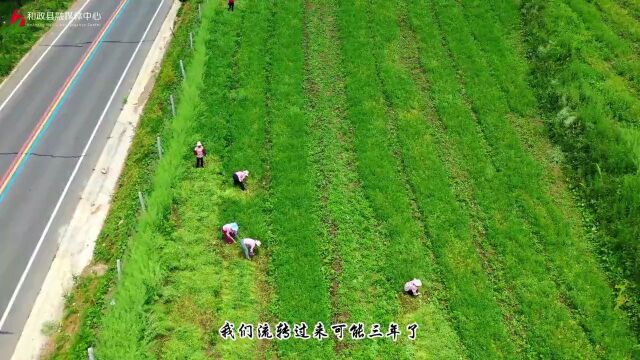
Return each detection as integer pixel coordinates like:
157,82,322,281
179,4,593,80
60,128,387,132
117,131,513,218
255,241,262,247
196,141,202,147
413,279,422,287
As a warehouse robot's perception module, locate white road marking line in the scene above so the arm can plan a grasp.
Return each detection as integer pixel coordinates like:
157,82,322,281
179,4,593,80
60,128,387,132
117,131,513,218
0,0,167,332
0,0,93,115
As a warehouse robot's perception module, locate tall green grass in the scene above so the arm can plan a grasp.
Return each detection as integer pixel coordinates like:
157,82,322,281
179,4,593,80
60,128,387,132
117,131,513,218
93,1,218,358
619,0,640,19
563,0,640,121
522,0,640,337
593,0,640,45
267,0,333,357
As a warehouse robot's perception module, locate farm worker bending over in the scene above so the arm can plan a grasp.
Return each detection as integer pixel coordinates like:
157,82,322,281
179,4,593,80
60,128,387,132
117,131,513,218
233,170,249,191
228,0,235,11
221,222,239,244
194,141,207,168
240,238,261,259
404,278,422,296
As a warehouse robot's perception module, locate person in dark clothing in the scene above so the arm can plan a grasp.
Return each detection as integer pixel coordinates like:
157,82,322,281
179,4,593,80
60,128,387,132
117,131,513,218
194,141,206,168
228,0,235,11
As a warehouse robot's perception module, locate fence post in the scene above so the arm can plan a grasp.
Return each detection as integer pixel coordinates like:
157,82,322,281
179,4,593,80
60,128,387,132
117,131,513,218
138,191,146,212
179,59,186,81
156,136,163,158
169,94,176,117
116,259,122,281
189,32,193,50
88,347,95,360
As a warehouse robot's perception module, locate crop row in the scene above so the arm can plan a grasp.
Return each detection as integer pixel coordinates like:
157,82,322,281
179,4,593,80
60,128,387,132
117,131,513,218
206,0,274,357
564,0,640,125
334,0,521,358
371,0,526,357
267,0,334,357
618,0,640,18
470,0,640,355
302,0,403,358
593,0,640,44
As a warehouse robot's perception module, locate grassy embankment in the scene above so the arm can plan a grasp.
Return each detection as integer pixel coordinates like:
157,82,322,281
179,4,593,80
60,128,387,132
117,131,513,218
47,2,205,358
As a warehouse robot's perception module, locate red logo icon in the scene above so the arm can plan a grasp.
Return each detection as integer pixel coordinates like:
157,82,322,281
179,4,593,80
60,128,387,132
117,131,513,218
10,9,26,27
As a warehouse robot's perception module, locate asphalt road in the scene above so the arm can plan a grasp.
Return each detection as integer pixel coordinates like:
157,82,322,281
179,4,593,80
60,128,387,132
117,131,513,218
0,0,172,356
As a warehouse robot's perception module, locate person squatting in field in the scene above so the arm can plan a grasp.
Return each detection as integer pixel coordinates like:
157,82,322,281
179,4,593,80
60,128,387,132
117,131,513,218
233,170,249,191
221,222,239,244
228,0,234,11
194,141,206,168
404,278,422,296
240,238,261,259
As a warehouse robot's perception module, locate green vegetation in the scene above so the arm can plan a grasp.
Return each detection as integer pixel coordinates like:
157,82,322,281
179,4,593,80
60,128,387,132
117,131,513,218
522,0,640,335
48,0,639,358
0,0,73,80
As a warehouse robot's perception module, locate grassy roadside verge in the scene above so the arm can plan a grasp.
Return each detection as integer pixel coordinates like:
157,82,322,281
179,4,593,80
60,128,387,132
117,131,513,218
0,0,73,80
46,2,204,358
142,2,246,358
93,0,219,357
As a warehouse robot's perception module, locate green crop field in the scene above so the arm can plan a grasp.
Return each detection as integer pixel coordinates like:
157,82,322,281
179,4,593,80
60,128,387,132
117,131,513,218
48,0,640,359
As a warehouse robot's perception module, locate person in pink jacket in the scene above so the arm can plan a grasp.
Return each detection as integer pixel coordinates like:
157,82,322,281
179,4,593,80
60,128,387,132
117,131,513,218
233,170,249,191
221,222,239,244
240,238,261,259
194,141,207,168
404,278,422,296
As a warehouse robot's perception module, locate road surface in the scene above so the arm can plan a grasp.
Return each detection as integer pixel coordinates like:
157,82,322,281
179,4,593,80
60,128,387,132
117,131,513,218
0,0,173,355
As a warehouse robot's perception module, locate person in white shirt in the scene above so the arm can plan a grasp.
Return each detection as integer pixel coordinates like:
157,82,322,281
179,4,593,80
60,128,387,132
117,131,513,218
241,238,261,259
404,278,422,296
